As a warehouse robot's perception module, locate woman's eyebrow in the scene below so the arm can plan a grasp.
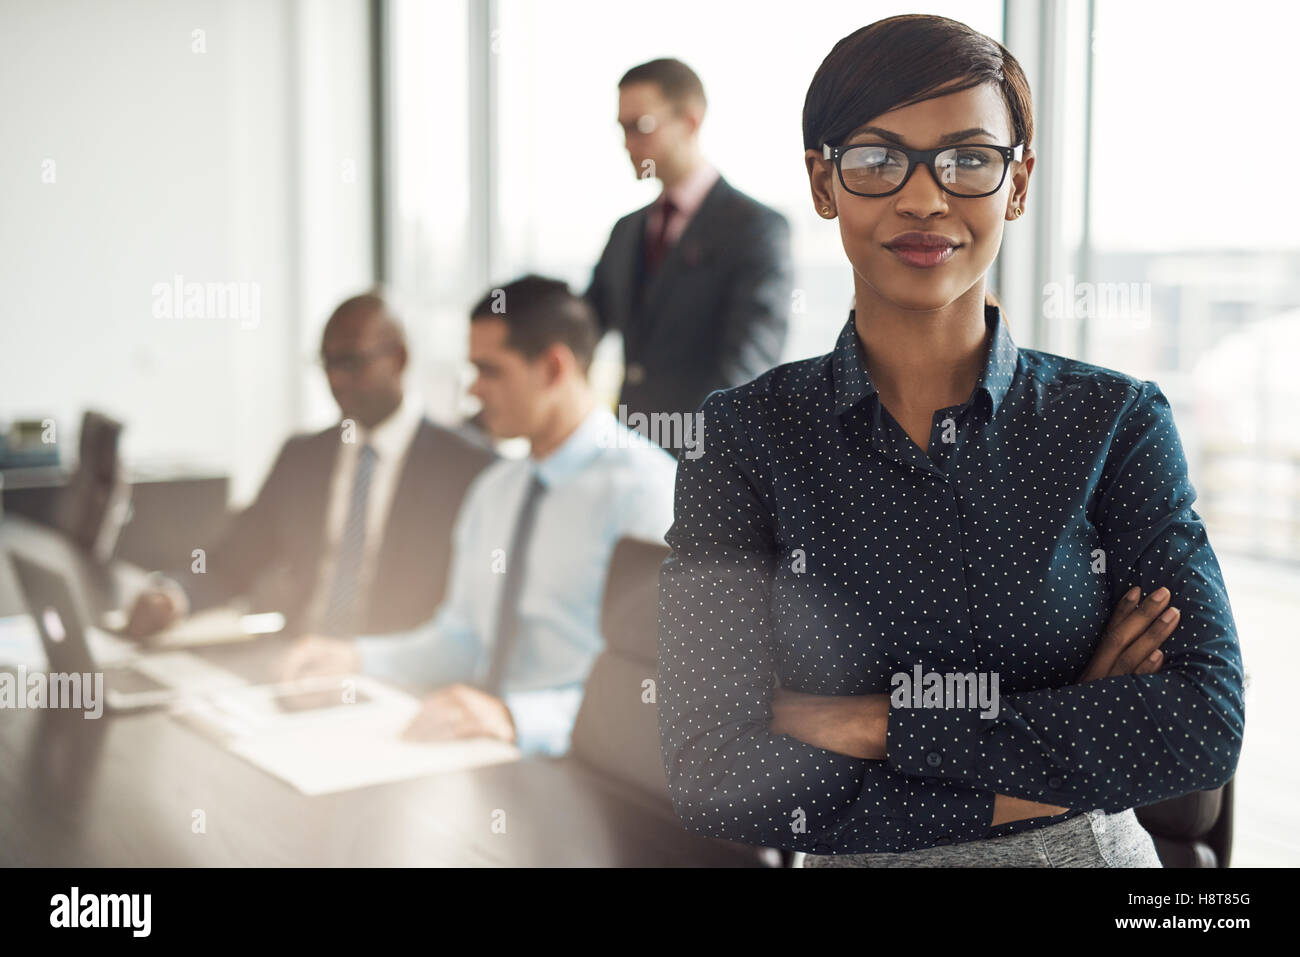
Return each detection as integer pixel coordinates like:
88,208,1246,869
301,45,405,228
847,125,996,146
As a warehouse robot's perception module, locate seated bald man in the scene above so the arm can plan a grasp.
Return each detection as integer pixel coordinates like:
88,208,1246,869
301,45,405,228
125,292,496,640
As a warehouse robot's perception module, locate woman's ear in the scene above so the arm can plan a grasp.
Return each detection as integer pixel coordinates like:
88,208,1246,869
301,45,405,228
1008,146,1034,217
805,149,837,218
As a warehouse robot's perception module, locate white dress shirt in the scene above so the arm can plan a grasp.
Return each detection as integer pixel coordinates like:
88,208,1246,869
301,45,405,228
302,392,425,632
357,402,679,755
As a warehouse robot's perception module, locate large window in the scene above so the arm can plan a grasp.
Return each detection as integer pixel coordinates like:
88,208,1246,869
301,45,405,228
1078,0,1300,567
1068,0,1300,867
387,0,474,422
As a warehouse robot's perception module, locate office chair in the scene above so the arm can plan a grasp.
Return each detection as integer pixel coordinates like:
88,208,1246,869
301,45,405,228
52,410,131,563
1137,780,1233,867
568,536,781,865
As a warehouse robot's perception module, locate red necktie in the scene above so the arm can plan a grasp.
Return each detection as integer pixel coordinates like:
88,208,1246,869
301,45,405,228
645,196,678,272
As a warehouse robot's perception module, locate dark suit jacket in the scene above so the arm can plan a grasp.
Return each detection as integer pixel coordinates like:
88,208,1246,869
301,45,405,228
172,419,496,635
584,174,793,436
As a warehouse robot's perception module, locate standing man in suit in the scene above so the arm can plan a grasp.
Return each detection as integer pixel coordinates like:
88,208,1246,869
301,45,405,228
123,292,496,639
585,58,793,454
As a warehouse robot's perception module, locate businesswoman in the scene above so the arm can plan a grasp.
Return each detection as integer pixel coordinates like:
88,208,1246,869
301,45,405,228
656,14,1245,867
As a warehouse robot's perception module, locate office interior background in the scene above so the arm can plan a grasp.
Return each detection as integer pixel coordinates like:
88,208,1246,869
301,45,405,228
1,0,1295,867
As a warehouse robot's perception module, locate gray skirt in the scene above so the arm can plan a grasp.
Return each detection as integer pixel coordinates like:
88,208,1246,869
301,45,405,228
799,809,1162,868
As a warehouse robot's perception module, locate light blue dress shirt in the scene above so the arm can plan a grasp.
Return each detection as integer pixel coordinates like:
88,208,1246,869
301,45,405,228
358,403,678,755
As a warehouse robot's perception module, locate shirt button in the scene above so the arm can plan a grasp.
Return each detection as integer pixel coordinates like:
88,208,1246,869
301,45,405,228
934,835,952,846
1048,776,1063,790
926,751,943,768
625,362,645,384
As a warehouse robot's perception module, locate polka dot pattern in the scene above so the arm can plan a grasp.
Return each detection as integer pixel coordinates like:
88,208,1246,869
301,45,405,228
656,304,1246,855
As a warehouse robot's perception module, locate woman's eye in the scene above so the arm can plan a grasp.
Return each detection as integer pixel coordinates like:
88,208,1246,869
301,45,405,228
860,151,901,168
955,150,991,167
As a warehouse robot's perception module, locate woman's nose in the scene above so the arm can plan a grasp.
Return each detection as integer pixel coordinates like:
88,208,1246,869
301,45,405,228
893,163,951,216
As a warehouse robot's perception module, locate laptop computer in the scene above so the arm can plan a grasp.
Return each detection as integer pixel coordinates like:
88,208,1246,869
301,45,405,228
7,552,243,712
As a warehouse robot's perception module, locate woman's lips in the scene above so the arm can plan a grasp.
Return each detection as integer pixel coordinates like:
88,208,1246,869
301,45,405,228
887,244,958,268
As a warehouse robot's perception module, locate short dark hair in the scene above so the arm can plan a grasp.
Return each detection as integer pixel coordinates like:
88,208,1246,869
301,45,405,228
469,275,599,374
802,15,1033,154
804,15,1033,313
618,57,707,114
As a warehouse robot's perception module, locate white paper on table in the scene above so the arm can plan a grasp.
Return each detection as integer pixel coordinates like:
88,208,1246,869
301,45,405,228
126,650,249,693
180,673,417,734
228,727,521,796
83,626,147,665
172,674,521,795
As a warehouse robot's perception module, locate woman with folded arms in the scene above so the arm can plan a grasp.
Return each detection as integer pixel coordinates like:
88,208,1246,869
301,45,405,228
656,14,1244,867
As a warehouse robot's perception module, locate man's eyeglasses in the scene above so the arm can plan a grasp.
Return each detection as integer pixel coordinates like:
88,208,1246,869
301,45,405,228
822,141,1024,198
316,344,397,374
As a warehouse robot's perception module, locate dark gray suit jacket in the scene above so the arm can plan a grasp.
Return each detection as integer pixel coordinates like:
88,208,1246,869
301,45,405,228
584,174,793,432
170,419,496,636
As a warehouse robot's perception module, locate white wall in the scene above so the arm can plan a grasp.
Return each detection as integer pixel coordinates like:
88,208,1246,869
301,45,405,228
0,0,373,503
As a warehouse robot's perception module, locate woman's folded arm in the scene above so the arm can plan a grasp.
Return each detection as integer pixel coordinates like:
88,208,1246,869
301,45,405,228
886,381,1246,811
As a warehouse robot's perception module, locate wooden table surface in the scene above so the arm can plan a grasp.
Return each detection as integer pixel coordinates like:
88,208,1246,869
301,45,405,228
0,516,770,867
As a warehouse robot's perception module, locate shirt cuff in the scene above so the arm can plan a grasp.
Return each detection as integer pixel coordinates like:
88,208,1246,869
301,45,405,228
887,702,991,782
887,701,1078,805
501,685,584,757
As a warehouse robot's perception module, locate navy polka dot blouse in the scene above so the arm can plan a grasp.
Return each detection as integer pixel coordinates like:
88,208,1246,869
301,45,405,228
657,303,1246,855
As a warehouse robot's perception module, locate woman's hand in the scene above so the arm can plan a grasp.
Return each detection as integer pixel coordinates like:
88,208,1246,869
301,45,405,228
769,687,889,759
1076,585,1180,683
994,586,1181,827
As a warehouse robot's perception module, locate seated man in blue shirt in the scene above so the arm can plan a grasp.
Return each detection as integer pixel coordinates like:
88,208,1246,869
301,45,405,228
281,274,679,755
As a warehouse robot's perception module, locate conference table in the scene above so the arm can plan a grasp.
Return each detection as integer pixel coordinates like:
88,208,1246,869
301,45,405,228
0,515,773,867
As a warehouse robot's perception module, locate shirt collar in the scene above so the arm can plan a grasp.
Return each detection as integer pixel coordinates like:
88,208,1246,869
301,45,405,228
355,391,423,461
660,161,719,217
528,403,617,488
832,302,1020,420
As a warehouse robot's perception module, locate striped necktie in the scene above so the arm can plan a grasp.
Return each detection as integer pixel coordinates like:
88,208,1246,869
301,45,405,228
321,443,377,637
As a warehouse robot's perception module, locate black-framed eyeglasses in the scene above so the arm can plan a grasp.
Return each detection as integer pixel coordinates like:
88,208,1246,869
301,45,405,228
822,141,1024,198
316,344,398,374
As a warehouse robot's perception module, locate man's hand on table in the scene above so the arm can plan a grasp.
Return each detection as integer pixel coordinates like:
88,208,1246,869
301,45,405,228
401,683,516,745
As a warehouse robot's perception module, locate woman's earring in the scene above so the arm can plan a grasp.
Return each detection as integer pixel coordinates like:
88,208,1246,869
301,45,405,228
1012,206,1023,218
821,206,833,217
